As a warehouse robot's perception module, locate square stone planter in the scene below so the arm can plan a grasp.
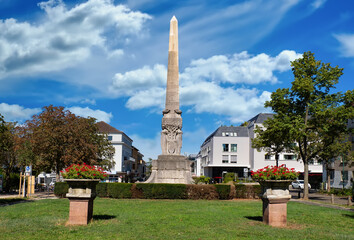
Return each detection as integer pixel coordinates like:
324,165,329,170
65,179,100,225
259,180,292,227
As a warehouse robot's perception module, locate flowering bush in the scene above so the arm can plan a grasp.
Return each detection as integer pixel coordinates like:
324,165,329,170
61,163,108,180
251,164,299,181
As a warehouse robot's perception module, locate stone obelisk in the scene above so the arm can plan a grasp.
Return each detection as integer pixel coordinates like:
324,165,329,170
145,16,192,184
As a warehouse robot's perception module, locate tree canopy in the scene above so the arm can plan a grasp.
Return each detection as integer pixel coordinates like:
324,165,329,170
261,51,354,199
22,105,115,180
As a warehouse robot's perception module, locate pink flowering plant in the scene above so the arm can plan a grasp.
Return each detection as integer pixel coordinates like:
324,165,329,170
251,164,299,181
61,163,108,180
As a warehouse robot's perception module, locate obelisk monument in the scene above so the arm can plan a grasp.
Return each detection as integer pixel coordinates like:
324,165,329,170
145,16,192,184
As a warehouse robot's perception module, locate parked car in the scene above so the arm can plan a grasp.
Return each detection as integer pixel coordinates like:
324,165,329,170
292,180,311,189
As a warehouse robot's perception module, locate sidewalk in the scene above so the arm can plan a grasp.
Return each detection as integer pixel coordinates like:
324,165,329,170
0,191,57,200
290,189,353,212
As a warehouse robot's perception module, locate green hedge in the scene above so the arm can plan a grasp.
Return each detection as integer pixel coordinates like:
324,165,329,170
136,183,187,199
107,183,133,198
235,184,261,199
215,184,231,200
54,182,259,200
54,182,69,198
96,182,109,198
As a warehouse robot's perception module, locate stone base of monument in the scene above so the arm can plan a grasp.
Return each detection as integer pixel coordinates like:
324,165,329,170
259,180,292,228
67,198,94,225
262,196,291,227
145,155,193,184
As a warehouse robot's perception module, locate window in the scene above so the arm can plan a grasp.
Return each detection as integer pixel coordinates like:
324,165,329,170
231,144,237,152
223,144,229,152
230,155,237,163
330,170,335,180
222,132,225,136
108,136,113,141
284,154,295,160
265,154,271,160
341,171,348,182
225,132,230,136
222,155,229,163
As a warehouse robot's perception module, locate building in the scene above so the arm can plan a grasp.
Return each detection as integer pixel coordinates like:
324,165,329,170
322,119,354,189
97,121,145,182
196,113,323,184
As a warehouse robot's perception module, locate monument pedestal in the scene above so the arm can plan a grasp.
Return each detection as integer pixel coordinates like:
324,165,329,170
145,155,193,184
67,197,94,225
262,196,291,227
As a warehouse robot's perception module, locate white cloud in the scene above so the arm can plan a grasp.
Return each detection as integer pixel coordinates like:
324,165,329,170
311,0,327,9
109,50,299,122
109,64,166,97
181,50,301,85
0,103,41,122
334,33,354,57
67,106,113,123
0,0,151,78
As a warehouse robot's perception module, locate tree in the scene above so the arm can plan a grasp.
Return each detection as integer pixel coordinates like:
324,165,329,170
252,114,294,167
23,105,114,181
0,118,19,192
265,51,354,200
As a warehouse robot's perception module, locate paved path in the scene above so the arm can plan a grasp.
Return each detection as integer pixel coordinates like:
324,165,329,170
0,191,57,200
290,189,353,212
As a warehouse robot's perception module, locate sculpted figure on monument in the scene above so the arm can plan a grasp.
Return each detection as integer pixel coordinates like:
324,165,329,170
161,110,182,155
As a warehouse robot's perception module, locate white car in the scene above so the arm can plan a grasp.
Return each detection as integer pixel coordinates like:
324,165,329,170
292,180,311,189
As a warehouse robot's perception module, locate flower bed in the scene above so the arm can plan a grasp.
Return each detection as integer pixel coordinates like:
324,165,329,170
251,164,299,181
60,163,107,180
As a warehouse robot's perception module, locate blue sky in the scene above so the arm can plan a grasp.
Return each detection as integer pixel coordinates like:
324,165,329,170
0,0,353,160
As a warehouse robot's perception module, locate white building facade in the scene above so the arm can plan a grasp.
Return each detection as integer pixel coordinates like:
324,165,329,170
196,113,323,184
97,121,143,182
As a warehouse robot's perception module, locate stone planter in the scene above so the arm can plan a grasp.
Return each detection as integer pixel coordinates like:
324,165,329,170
65,179,100,225
258,180,292,227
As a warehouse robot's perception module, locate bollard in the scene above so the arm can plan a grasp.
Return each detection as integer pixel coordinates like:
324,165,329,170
348,196,352,207
331,194,334,204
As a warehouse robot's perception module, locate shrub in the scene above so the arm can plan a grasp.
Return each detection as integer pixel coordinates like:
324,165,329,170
54,182,69,198
251,165,299,181
107,183,133,198
215,184,231,199
223,173,236,183
235,184,261,199
193,176,211,184
186,184,218,200
96,182,109,198
136,183,187,199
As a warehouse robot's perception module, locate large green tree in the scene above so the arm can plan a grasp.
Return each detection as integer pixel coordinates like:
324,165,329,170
265,51,354,199
24,105,114,181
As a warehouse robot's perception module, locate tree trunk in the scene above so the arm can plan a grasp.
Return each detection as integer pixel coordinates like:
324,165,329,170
303,160,309,200
275,153,279,167
326,162,331,192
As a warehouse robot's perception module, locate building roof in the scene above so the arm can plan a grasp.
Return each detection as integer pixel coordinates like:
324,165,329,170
96,121,123,134
247,113,274,124
202,126,249,146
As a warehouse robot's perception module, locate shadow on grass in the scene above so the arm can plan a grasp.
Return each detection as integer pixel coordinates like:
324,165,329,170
0,198,32,207
245,216,263,222
342,213,354,219
93,214,116,221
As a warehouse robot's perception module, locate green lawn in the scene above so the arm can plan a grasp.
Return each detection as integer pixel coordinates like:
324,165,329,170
0,198,353,240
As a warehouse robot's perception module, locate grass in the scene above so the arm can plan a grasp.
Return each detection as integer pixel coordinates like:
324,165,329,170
0,198,353,240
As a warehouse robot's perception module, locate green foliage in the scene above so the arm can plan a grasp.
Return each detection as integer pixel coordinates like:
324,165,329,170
214,184,231,199
54,182,69,198
22,105,115,176
235,184,261,199
223,172,236,183
136,183,187,199
263,51,354,199
107,183,133,198
96,182,109,197
186,184,219,200
326,188,352,196
193,175,210,184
